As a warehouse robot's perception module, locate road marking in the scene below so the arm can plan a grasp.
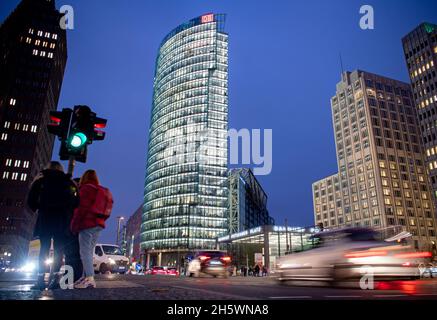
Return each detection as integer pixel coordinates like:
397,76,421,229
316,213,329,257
269,296,312,299
373,294,407,298
325,295,362,298
171,285,256,300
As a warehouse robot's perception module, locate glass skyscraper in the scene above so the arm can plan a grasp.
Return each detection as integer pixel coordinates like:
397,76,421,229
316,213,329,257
141,14,229,265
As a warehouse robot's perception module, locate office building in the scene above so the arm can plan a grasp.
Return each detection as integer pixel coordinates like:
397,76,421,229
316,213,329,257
0,0,67,263
141,14,229,266
125,205,142,263
402,23,437,204
313,70,437,252
228,168,274,233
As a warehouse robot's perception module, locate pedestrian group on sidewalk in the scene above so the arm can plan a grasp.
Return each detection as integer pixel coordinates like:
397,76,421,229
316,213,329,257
27,161,113,290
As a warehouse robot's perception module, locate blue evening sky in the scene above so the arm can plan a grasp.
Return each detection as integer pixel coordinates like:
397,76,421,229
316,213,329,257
1,0,437,243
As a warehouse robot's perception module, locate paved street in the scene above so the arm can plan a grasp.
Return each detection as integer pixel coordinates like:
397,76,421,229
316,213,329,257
1,272,437,300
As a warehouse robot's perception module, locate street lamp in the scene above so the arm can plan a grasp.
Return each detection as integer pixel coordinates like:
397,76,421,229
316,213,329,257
116,216,125,246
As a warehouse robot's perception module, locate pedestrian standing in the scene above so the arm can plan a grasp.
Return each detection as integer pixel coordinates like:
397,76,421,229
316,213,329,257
62,178,83,283
27,161,79,290
262,266,268,277
254,264,260,277
71,170,113,289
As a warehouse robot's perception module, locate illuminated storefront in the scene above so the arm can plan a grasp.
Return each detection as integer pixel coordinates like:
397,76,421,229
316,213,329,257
218,225,318,271
141,14,229,265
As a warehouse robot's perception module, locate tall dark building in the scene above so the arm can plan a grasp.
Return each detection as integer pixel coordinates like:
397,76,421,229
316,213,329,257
0,0,67,264
402,23,437,204
229,168,274,233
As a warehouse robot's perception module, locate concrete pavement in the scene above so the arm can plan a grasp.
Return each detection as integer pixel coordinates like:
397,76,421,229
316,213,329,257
1,273,437,300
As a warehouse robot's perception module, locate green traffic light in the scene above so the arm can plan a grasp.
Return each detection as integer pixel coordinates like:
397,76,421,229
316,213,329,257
69,132,88,148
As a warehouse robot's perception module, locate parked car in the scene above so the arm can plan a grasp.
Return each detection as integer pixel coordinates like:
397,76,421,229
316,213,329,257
187,250,231,278
148,266,179,276
167,267,180,276
93,244,129,274
276,228,430,284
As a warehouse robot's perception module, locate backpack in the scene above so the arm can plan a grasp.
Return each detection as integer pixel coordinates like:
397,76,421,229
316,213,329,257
89,185,113,220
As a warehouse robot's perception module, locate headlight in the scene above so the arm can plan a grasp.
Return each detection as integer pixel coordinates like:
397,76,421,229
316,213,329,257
21,262,36,273
108,258,116,265
45,258,53,266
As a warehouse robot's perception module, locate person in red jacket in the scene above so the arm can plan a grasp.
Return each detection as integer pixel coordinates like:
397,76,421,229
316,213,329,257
71,170,113,289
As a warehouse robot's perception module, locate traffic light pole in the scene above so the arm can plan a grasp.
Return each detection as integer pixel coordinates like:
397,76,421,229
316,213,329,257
67,156,76,176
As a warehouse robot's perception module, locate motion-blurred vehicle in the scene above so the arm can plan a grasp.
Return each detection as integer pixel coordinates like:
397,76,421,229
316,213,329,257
419,263,437,278
187,250,231,278
93,244,129,274
276,228,431,284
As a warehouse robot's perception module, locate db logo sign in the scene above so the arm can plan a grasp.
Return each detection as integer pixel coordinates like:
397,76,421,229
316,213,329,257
201,14,214,24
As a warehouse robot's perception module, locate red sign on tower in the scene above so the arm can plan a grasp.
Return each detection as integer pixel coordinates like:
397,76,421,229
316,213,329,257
201,13,214,24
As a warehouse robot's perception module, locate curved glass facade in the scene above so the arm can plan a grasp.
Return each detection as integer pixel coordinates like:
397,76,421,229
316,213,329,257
141,14,229,253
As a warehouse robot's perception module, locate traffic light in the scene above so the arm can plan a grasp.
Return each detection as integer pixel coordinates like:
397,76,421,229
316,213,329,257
47,106,107,164
47,109,73,140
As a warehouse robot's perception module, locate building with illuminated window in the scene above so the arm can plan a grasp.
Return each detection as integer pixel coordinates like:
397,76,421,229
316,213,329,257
402,23,437,204
125,205,142,263
141,14,229,267
313,70,437,252
0,0,67,264
228,168,274,233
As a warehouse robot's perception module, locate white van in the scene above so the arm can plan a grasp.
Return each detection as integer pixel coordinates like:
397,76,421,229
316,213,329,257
93,244,129,274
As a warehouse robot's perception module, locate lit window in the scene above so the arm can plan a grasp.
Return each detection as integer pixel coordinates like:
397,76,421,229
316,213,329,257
14,160,21,168
31,125,38,133
45,32,51,38
4,121,10,129
11,172,18,180
47,52,53,59
40,51,46,57
52,34,58,40
23,161,30,168
9,98,16,106
42,41,48,47
1,133,8,141
37,31,43,36
50,43,56,49
28,28,34,34
32,49,38,56
22,125,29,132
14,123,20,130
5,159,12,166
26,37,32,44
35,39,40,46
20,173,27,182
2,172,9,179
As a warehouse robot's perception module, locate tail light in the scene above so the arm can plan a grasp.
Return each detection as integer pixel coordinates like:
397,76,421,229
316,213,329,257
394,252,432,259
199,256,210,261
221,256,231,262
344,250,387,258
402,262,411,267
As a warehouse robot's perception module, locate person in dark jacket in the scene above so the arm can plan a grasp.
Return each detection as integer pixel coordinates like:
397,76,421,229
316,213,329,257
27,161,79,290
62,177,83,284
71,170,113,289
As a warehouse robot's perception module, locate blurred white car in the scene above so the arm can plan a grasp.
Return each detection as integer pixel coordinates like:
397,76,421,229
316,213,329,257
276,228,431,284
